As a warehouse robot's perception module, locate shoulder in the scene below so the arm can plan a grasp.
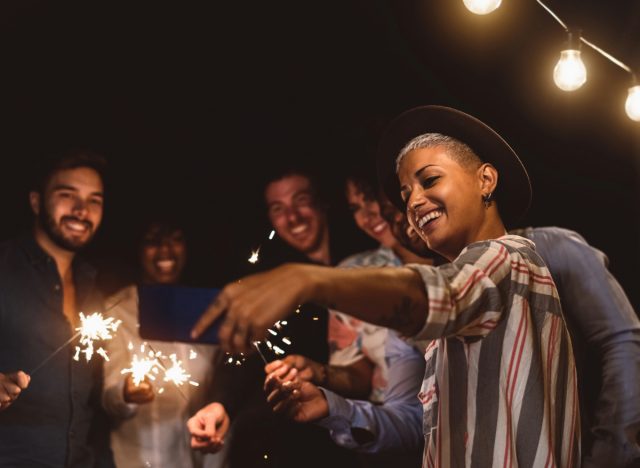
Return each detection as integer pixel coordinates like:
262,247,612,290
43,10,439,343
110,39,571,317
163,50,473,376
105,285,138,314
522,226,608,268
459,235,536,263
448,235,553,284
0,236,32,276
338,246,401,269
0,236,24,260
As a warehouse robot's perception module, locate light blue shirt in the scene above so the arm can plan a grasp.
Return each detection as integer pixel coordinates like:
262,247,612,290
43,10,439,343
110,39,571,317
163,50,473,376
316,331,424,453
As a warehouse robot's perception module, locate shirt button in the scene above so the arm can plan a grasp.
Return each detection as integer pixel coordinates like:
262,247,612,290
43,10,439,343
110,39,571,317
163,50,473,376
54,284,60,291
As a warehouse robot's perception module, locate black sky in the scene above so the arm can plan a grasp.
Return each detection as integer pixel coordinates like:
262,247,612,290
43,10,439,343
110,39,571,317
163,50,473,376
1,0,639,307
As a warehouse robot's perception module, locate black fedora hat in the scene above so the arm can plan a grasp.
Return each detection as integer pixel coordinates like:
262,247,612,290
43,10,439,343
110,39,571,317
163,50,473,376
376,105,531,228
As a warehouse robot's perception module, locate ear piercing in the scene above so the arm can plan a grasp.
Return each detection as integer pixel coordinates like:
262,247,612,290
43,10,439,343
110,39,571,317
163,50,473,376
482,192,493,208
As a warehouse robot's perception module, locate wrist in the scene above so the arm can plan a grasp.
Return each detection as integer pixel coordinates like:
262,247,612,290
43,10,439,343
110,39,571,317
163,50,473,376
300,264,329,306
315,363,329,387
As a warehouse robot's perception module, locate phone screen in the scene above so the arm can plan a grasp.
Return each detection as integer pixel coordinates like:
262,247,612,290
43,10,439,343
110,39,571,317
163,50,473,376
138,284,222,344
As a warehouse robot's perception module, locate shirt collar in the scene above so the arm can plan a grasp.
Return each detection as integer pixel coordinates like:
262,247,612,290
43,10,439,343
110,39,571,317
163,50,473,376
18,231,96,281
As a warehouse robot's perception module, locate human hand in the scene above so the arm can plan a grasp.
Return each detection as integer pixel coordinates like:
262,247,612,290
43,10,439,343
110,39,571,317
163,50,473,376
265,356,326,385
264,364,329,423
187,402,230,453
123,375,155,404
0,371,30,411
191,264,317,353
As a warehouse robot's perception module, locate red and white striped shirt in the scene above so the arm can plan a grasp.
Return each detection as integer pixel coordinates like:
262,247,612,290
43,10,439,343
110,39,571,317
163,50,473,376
409,235,580,468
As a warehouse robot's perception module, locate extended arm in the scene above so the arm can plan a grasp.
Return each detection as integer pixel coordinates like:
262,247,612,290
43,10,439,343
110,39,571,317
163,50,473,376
192,263,428,353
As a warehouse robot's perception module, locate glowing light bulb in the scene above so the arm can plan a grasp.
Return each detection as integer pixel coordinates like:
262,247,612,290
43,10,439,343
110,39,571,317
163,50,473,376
553,49,587,91
625,85,640,121
463,0,502,15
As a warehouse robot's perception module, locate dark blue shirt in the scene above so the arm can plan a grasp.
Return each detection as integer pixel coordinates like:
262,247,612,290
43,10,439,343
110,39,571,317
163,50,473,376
0,234,109,467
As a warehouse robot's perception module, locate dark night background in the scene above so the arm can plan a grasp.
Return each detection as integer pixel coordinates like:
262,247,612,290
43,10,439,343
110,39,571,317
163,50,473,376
1,1,639,309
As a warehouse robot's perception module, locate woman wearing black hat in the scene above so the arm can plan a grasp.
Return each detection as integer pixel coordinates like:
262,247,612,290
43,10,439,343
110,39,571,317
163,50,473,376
191,106,580,468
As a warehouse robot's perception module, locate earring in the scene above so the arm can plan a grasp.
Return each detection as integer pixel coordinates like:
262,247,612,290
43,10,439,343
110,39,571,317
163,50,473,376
482,192,493,208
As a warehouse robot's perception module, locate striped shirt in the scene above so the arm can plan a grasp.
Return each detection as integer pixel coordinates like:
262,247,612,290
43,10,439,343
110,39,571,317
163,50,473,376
408,235,580,468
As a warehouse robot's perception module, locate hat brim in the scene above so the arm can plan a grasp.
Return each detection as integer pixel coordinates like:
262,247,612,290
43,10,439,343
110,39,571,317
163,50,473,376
376,105,531,228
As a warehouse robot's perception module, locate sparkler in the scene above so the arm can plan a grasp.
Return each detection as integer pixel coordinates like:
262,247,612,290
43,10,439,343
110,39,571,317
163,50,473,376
73,312,122,362
225,318,292,366
253,342,268,364
248,248,260,264
29,310,122,376
124,342,200,402
121,352,160,386
163,354,199,387
246,229,277,264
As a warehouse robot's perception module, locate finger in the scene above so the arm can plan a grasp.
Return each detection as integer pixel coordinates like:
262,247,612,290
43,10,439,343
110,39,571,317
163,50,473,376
272,390,301,414
186,416,202,435
217,319,235,352
1,380,21,399
264,359,283,375
264,373,280,394
191,294,228,339
217,414,230,439
190,436,212,449
282,367,298,383
9,371,30,390
264,365,291,392
188,421,210,439
231,321,250,355
204,414,216,438
282,355,299,367
191,437,223,453
266,380,298,406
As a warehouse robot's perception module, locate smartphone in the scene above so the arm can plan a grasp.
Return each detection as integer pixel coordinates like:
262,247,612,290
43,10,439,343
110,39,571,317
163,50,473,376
138,284,222,344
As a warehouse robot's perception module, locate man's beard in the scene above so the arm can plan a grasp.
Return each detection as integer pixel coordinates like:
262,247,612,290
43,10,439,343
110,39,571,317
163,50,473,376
38,205,95,253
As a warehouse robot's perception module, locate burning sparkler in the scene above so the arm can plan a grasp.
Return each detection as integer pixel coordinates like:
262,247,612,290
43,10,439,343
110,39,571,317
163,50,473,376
225,318,292,366
246,229,277,264
248,248,260,264
121,353,160,386
122,342,200,401
164,354,199,387
30,310,122,376
73,312,122,362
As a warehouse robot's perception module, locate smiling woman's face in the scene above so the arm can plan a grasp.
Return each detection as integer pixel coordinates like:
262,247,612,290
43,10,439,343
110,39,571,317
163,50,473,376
397,146,487,261
345,179,396,248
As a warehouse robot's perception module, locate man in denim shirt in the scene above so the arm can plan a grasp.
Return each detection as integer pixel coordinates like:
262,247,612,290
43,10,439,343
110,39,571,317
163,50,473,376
0,150,112,467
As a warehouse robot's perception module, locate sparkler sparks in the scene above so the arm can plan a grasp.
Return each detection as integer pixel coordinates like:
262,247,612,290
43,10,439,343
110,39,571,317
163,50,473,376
247,229,277,264
164,354,199,387
73,312,122,362
225,352,246,366
248,248,261,264
121,343,200,401
121,353,160,386
224,319,293,366
30,310,122,376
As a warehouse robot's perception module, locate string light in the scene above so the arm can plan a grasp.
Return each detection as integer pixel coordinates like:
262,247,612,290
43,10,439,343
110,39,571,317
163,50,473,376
553,31,587,92
463,0,639,121
625,85,640,122
462,0,501,15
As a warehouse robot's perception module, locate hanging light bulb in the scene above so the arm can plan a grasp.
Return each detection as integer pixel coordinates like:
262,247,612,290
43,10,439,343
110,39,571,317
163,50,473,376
553,30,587,92
625,84,640,121
462,0,502,15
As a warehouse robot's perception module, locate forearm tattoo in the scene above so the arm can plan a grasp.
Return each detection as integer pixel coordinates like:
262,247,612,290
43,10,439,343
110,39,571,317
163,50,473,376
382,296,417,332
